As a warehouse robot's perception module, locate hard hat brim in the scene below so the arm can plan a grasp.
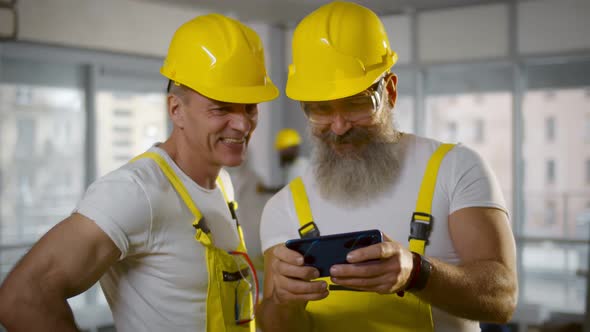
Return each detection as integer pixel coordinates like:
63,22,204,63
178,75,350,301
162,68,279,104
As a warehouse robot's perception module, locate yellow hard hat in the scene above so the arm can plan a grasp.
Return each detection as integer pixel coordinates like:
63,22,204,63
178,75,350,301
274,128,302,151
286,1,397,101
161,14,279,104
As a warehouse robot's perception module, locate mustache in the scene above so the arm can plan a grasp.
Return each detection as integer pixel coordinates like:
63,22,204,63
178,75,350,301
318,127,372,145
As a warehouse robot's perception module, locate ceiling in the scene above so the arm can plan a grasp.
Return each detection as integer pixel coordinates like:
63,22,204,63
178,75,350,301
143,0,506,26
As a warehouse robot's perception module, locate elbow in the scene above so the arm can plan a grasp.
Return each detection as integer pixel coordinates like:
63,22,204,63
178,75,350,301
495,292,518,324
488,282,518,324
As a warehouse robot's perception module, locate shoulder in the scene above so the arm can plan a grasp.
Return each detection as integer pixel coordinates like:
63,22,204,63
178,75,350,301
405,134,485,168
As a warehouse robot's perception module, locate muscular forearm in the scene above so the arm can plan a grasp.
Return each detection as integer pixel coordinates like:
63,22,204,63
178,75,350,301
0,278,80,332
413,258,517,323
256,298,312,332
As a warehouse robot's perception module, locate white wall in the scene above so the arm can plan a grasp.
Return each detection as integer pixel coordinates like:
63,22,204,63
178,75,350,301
381,14,412,65
518,0,590,54
16,0,207,57
418,3,509,62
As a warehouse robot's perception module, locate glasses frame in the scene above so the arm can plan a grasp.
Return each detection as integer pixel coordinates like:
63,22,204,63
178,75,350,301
300,74,391,125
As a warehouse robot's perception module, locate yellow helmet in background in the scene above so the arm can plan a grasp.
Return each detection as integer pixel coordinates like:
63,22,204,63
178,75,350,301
286,1,397,101
161,14,279,104
274,128,302,151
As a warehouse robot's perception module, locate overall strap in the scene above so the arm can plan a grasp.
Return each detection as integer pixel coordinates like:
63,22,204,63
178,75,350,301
289,177,320,238
408,143,456,255
132,152,235,246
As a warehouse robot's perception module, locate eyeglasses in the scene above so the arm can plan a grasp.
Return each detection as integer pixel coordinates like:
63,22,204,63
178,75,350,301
300,75,391,125
228,250,260,325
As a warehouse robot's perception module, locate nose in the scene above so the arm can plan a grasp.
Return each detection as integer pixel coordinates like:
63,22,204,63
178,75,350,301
330,113,352,136
229,106,254,134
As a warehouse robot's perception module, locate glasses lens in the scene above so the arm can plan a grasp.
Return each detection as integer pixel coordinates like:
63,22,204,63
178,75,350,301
301,93,379,125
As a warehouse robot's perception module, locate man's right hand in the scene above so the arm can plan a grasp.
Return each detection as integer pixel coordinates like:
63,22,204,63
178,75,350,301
256,244,327,332
268,244,329,304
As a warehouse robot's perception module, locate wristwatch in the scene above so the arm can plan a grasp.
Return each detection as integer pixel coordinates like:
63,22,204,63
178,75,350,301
407,252,433,292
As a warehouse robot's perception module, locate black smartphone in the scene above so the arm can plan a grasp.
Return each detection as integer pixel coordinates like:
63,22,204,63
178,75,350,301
285,229,383,277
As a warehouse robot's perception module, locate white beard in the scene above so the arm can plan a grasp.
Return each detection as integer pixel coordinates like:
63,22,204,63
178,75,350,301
312,126,403,207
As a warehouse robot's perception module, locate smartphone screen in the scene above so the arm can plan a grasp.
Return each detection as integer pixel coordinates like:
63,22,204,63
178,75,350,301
285,229,383,277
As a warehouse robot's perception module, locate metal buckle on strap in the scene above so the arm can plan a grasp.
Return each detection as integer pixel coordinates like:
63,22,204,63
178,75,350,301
228,201,238,220
298,221,320,239
408,212,433,244
192,217,211,234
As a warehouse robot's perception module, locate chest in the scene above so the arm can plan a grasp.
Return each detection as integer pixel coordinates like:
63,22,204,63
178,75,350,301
305,171,456,260
144,188,240,290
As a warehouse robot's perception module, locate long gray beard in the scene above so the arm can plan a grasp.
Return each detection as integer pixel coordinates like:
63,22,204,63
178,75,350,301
312,128,403,207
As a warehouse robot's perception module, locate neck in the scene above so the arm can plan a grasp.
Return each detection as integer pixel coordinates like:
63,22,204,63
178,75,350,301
159,134,220,190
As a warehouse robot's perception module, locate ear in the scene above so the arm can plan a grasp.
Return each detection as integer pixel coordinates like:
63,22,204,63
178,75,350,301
386,73,398,108
167,94,185,129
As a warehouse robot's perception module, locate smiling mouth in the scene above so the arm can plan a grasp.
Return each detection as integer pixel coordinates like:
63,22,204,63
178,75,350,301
221,137,246,144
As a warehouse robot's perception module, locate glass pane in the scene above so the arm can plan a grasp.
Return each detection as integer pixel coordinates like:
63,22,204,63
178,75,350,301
95,91,167,176
522,241,587,314
0,83,85,246
522,59,590,315
425,65,513,214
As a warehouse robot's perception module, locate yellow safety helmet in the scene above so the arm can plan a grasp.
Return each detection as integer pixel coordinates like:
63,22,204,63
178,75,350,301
286,1,397,101
274,128,302,151
161,14,279,104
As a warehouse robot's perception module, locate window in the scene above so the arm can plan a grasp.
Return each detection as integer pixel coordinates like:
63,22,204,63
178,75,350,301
112,126,132,134
522,60,590,314
545,200,557,225
113,108,132,117
545,116,556,142
96,74,166,176
425,65,513,213
546,159,556,184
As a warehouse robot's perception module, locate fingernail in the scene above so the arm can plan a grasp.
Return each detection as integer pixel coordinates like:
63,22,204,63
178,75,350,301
330,266,337,274
346,254,354,261
297,257,304,265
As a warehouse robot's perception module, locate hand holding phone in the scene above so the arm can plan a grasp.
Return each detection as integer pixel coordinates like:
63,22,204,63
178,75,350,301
285,229,383,277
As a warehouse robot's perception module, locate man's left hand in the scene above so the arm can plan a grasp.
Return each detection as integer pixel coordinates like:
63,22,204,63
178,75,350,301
329,234,414,294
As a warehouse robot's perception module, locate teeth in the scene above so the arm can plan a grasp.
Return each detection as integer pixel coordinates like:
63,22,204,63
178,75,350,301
222,138,244,144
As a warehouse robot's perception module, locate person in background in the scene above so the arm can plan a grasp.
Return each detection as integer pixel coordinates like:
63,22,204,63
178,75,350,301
257,128,311,195
274,128,311,183
257,2,517,332
0,13,278,332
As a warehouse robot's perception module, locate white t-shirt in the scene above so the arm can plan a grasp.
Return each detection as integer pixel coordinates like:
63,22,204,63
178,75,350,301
285,156,310,183
75,145,240,332
260,134,508,332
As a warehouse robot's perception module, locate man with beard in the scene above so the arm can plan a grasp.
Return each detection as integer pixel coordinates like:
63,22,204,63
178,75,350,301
256,2,517,332
0,14,277,332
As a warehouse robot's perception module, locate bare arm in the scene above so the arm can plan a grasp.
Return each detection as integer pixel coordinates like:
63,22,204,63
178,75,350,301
330,207,517,323
417,207,518,322
256,245,327,332
0,213,121,331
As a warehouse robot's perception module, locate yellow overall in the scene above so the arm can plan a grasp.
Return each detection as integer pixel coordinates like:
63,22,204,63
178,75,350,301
289,144,455,331
133,152,256,332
